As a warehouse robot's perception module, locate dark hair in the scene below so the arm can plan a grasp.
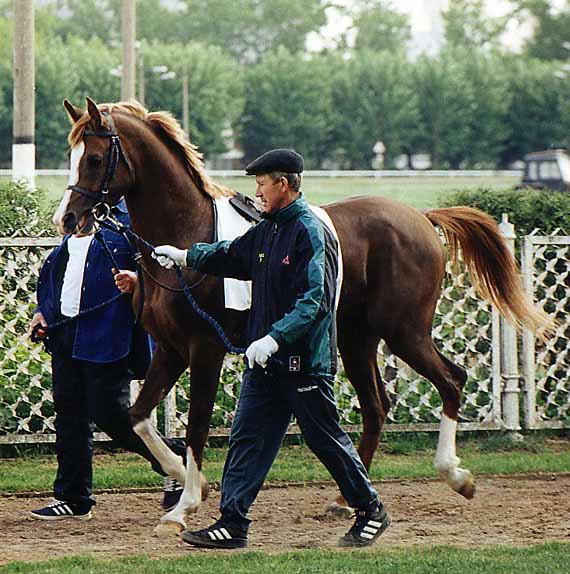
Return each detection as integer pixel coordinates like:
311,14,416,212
270,172,302,193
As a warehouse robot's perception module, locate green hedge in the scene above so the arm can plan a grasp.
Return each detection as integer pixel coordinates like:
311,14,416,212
441,187,570,236
0,179,55,236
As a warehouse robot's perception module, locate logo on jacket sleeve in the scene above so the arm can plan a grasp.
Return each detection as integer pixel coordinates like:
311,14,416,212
282,255,290,265
258,252,265,263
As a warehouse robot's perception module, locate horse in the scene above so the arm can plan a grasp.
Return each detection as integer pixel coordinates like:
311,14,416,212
55,97,552,534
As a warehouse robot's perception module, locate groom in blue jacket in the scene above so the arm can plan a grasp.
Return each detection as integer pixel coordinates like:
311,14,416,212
29,200,184,520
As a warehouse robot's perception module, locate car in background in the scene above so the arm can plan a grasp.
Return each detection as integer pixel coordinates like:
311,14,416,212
519,149,570,192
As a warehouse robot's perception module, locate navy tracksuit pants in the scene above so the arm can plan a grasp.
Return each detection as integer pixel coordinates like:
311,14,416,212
50,320,185,508
220,368,378,530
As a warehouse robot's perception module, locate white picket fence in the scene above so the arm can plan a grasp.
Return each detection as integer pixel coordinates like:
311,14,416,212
0,222,567,444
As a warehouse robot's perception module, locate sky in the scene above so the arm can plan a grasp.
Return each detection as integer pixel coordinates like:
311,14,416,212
308,0,568,56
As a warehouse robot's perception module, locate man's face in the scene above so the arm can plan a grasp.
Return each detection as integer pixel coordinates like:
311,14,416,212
255,174,288,214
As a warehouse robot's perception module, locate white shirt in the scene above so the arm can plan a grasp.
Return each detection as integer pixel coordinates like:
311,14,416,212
60,235,94,317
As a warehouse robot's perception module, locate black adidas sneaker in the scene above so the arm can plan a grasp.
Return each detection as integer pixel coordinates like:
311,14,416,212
30,499,93,521
162,476,184,511
181,519,248,549
338,502,391,547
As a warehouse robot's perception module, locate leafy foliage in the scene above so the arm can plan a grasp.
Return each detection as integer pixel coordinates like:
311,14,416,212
441,187,570,235
0,180,54,236
240,48,334,166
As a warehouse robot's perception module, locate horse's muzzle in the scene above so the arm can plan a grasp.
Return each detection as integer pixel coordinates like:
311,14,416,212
62,211,78,234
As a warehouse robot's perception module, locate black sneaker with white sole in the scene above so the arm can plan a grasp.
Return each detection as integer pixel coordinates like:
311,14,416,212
30,499,93,521
181,519,248,549
162,477,184,511
338,503,391,547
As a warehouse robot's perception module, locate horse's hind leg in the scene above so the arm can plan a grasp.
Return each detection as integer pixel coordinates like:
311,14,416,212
388,334,475,499
328,331,390,515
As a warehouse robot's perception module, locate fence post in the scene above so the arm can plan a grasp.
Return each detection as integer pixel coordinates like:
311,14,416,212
498,214,522,437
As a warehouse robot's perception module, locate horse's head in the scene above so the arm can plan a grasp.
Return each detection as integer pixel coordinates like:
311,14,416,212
54,97,134,235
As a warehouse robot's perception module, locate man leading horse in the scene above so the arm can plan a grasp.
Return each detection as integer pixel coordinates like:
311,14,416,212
152,149,391,549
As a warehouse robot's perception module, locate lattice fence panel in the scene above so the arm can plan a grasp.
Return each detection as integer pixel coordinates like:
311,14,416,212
0,240,58,442
0,239,502,443
522,232,570,429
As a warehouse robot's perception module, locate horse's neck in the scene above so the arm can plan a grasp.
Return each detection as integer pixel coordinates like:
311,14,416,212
127,177,213,248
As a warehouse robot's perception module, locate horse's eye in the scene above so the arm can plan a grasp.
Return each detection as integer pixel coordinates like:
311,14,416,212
87,154,103,168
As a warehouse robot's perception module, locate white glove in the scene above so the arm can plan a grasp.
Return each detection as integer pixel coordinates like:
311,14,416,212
245,335,279,369
152,245,188,269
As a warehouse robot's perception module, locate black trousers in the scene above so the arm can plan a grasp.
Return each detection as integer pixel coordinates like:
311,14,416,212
50,320,185,508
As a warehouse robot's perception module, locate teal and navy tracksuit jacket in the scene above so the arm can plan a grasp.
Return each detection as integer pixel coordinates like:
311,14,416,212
187,195,339,377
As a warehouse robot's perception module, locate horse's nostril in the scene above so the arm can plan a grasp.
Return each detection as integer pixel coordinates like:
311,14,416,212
62,212,77,233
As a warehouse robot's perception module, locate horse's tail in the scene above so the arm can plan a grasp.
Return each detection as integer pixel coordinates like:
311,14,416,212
424,206,555,338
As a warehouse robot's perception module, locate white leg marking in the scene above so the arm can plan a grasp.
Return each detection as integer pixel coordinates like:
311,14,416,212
161,447,204,525
53,141,85,232
133,419,185,482
434,414,472,491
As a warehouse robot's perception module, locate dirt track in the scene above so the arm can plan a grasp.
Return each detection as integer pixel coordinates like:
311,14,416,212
2,474,570,564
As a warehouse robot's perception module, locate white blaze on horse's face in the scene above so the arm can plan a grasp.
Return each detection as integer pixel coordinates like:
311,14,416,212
52,141,85,234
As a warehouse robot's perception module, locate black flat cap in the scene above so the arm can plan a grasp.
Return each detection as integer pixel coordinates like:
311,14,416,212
245,149,304,175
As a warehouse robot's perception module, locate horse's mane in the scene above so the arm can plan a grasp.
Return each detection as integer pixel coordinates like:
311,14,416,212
68,100,233,199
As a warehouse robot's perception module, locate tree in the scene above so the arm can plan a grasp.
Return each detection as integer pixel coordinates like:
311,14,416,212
500,56,570,165
137,41,244,155
443,0,507,50
413,49,511,168
513,0,570,61
329,50,419,168
351,0,411,54
238,48,333,166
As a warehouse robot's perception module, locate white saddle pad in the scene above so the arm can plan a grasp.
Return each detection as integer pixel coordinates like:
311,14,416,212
215,198,344,311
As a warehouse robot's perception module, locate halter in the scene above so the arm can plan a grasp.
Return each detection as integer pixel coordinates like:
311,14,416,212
66,112,133,220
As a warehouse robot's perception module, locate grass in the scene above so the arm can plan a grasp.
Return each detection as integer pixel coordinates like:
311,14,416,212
1,435,569,494
27,174,519,211
1,543,569,574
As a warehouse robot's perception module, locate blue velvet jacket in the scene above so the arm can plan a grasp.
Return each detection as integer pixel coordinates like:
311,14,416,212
36,202,151,374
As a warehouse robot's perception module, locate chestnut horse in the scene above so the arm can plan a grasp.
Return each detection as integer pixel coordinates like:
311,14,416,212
55,97,550,534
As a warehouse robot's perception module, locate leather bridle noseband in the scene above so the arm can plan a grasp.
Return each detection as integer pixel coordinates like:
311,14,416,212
66,112,133,221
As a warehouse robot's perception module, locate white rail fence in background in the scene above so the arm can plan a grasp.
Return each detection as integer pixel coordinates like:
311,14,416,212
0,223,567,445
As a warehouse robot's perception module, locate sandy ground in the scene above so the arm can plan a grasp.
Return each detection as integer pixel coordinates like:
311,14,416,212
2,474,570,564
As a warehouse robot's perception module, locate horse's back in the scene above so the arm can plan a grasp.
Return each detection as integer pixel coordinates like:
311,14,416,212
323,195,446,335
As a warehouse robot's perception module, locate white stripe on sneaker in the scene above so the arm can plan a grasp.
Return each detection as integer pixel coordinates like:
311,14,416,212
361,532,374,539
208,531,217,540
363,525,378,534
367,520,382,528
213,530,225,540
220,528,232,540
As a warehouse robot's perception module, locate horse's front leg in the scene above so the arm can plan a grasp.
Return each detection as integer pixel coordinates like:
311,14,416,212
129,344,188,485
160,337,226,531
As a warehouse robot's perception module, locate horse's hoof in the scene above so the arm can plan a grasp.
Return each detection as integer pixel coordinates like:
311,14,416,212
457,475,476,499
326,501,353,518
154,520,185,537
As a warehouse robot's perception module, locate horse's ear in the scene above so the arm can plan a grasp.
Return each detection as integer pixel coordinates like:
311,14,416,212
86,96,103,129
63,99,84,124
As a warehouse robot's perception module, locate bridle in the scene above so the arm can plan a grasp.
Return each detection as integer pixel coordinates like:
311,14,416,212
66,112,133,222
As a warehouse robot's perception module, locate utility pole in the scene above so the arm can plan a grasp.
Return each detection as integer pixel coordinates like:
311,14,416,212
121,0,136,100
12,0,35,188
182,66,189,137
138,53,145,106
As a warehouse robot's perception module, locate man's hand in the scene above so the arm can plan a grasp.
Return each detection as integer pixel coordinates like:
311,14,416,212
29,311,48,341
245,335,279,369
113,268,138,294
152,245,188,269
